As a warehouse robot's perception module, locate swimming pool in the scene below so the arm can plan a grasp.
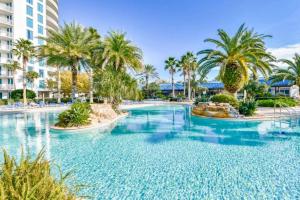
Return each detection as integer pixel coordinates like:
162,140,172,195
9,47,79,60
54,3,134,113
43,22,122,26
0,105,299,199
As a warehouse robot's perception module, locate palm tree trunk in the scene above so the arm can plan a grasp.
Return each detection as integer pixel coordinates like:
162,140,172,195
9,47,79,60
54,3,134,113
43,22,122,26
57,67,61,104
13,71,16,90
71,64,78,102
22,58,27,106
89,69,93,103
171,72,175,97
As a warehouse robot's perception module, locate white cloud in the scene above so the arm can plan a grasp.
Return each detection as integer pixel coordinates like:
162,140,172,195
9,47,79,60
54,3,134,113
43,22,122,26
268,43,300,60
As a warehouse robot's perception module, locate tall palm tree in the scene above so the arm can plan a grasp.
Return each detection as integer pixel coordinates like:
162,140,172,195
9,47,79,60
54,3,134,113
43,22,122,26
138,64,159,97
270,54,300,87
80,27,102,103
12,39,35,105
198,24,275,96
164,57,177,97
4,61,20,90
177,58,186,98
39,22,100,101
102,31,143,72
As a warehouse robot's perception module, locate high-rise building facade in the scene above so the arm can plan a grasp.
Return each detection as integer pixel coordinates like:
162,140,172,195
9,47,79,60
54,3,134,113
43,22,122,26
0,0,59,99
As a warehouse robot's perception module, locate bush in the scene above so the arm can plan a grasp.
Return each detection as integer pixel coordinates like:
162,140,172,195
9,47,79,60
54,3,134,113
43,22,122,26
0,100,6,105
194,95,209,105
56,102,91,128
211,94,239,108
0,149,78,199
239,101,257,116
10,89,36,100
256,98,298,107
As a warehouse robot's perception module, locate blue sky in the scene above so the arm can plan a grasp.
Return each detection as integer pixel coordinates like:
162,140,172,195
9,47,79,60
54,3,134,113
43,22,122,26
59,0,300,81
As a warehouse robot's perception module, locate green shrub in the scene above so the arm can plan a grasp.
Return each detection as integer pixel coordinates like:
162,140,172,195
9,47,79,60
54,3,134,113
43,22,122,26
0,149,78,199
0,100,6,105
194,95,209,105
256,98,298,107
239,101,257,116
10,89,36,100
56,102,91,128
211,94,239,108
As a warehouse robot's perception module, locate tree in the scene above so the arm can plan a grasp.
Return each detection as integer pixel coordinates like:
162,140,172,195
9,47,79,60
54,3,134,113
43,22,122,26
39,22,100,101
270,54,300,87
26,71,39,89
4,61,21,90
102,31,143,72
12,39,35,105
139,64,159,98
198,24,275,96
164,57,177,97
180,52,198,100
59,71,90,96
177,58,186,98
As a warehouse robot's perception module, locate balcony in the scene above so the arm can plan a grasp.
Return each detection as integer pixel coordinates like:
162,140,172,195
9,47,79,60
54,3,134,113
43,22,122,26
0,4,12,14
0,84,14,90
0,18,13,27
0,31,12,39
0,58,12,64
0,45,12,52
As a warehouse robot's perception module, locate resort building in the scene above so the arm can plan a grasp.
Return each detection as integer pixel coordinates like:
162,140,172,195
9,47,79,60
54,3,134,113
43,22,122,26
0,0,59,99
160,79,297,98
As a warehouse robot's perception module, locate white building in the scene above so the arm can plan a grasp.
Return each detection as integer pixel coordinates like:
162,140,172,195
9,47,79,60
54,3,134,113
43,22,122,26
0,0,59,99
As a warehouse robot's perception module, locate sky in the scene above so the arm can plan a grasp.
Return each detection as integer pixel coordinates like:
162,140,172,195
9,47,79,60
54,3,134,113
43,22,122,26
59,0,300,82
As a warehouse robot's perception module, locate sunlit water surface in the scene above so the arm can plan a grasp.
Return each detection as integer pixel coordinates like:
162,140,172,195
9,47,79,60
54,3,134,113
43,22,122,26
0,105,300,199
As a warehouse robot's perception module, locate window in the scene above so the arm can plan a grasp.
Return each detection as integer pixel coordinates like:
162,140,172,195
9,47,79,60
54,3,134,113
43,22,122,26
7,53,12,59
0,66,2,75
0,92,2,99
29,59,34,64
27,0,33,5
38,25,44,35
27,30,33,40
37,3,43,13
26,17,33,28
28,66,33,71
8,78,13,85
39,69,44,78
0,79,2,84
39,59,45,66
38,14,43,24
26,6,33,16
39,80,45,89
38,39,44,45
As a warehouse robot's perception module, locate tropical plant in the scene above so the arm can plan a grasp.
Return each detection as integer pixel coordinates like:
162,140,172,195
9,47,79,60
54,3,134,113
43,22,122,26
12,39,35,105
239,100,257,116
94,66,142,104
164,57,177,97
211,94,239,108
10,89,36,101
26,71,39,88
56,102,91,128
270,53,300,87
0,149,79,199
4,61,21,90
198,24,275,96
39,22,100,101
256,98,298,107
243,80,269,100
176,59,186,98
139,64,159,98
102,31,143,72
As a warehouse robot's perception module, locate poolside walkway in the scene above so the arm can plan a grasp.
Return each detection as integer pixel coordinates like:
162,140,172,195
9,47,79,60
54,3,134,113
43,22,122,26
245,106,300,120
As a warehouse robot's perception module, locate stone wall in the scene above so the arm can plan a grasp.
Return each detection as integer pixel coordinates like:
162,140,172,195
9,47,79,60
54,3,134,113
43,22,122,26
192,102,238,118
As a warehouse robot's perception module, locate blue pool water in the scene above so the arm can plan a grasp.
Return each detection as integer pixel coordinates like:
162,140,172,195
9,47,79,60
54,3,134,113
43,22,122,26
0,105,300,199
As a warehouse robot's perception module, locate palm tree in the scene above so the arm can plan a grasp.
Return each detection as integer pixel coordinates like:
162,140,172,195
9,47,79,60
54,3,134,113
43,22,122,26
138,64,159,97
39,22,100,101
198,24,275,96
164,57,177,97
80,27,102,103
270,54,300,87
102,31,143,72
4,61,20,90
26,71,39,89
177,58,186,98
12,39,35,105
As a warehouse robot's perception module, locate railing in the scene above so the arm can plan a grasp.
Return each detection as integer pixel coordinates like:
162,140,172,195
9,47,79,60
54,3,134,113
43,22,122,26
0,31,12,38
0,45,12,51
0,4,12,12
0,18,13,25
0,84,14,90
